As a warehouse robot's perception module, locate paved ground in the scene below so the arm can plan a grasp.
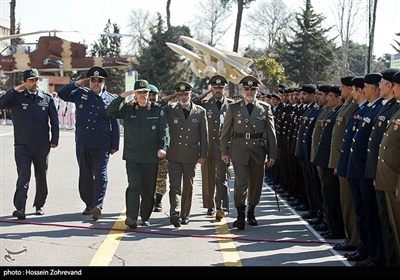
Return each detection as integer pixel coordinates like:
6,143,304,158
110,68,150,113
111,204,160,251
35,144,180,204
0,124,392,278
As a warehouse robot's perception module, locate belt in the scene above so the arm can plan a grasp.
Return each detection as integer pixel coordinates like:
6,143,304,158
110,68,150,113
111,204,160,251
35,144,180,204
233,132,263,140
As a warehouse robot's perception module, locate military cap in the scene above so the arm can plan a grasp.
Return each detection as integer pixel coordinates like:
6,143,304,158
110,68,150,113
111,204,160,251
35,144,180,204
174,81,192,92
271,92,280,100
23,68,40,80
86,66,109,79
208,74,228,87
134,79,150,91
239,75,261,88
381,68,400,82
351,76,365,88
285,87,295,94
278,83,289,89
266,93,272,99
393,71,400,84
329,85,341,94
317,84,332,93
149,84,159,93
364,73,382,85
301,84,317,94
341,75,355,86
258,90,267,96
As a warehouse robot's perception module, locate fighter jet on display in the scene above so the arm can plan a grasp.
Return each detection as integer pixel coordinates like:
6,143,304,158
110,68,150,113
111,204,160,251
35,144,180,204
0,30,130,73
166,36,253,84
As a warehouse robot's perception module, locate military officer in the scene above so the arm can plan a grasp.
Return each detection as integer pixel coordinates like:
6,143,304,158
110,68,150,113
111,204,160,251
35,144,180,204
192,74,233,220
328,75,360,252
220,75,277,230
0,68,59,219
367,68,400,266
58,66,120,221
163,81,208,227
375,70,400,266
107,79,169,229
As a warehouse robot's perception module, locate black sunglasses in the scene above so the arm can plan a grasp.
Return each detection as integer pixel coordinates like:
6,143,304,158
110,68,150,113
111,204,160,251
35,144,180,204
90,78,104,83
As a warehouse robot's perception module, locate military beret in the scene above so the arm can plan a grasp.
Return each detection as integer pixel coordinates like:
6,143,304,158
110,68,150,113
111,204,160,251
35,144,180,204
381,68,400,82
174,81,192,92
317,84,332,93
271,92,280,100
86,66,109,79
364,73,382,85
301,84,317,94
149,84,159,93
393,71,400,84
208,74,228,87
341,75,355,87
329,85,341,94
351,76,365,88
134,79,150,91
23,68,40,80
239,75,261,88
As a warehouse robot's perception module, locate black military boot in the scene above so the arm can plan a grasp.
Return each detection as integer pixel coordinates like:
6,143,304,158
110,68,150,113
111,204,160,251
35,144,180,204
232,205,246,230
153,193,163,212
247,203,257,226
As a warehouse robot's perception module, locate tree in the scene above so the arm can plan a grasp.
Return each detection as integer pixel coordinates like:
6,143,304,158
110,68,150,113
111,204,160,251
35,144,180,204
189,0,233,47
89,19,130,95
133,13,192,94
275,0,338,85
252,55,286,92
391,32,400,53
244,0,294,51
126,8,153,56
331,0,366,76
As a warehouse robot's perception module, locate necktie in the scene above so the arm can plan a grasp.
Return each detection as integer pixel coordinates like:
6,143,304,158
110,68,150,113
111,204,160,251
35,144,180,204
216,100,222,110
183,108,190,119
247,103,254,115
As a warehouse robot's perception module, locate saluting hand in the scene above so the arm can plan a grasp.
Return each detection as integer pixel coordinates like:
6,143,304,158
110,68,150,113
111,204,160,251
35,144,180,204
120,90,135,98
14,83,26,92
76,78,90,87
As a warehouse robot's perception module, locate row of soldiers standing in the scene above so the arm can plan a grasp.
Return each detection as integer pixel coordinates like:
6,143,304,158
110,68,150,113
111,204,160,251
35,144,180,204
270,68,400,267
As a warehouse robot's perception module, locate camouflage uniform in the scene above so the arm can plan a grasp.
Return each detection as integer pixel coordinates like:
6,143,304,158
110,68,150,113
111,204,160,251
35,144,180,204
156,156,168,195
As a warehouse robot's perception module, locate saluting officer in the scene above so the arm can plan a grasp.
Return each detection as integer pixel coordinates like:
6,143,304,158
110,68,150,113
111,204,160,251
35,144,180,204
220,75,277,230
107,79,169,229
163,81,208,227
58,66,120,221
192,74,233,220
0,68,59,219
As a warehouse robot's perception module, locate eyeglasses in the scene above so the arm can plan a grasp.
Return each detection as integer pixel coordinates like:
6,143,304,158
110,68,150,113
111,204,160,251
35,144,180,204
90,78,104,83
212,86,225,89
243,87,256,91
136,90,149,94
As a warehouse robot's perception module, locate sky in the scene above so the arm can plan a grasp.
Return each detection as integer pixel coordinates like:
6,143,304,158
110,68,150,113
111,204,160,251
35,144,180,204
0,0,399,58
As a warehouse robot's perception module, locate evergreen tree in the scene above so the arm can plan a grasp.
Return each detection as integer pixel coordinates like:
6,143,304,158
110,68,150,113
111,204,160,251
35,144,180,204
133,13,192,95
89,19,130,95
275,0,338,85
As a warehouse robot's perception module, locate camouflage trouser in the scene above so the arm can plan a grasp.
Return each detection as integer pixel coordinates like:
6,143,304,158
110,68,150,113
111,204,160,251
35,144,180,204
156,157,168,195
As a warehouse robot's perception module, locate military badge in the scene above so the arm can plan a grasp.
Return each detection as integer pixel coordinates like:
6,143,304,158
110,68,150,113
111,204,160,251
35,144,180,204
238,120,242,124
79,104,83,109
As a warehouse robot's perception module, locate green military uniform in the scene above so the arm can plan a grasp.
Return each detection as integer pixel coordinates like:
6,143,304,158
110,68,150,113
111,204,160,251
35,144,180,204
107,81,169,227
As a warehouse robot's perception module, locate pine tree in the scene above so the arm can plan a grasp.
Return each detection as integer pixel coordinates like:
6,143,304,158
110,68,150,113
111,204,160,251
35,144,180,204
275,0,338,85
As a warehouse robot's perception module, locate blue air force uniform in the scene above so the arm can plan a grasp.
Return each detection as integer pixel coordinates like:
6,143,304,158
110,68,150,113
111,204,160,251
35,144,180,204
58,80,120,212
0,82,59,213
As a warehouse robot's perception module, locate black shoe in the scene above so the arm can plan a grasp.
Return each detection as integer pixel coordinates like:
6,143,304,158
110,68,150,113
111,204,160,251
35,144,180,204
181,218,189,225
247,216,257,226
333,242,358,251
170,215,181,228
35,207,44,215
82,207,91,215
207,208,214,215
91,206,101,220
125,217,137,229
286,196,297,202
153,203,162,212
354,259,373,267
314,223,329,231
347,252,368,262
308,216,323,225
320,231,331,237
295,204,310,211
323,233,345,239
233,219,245,230
301,211,316,219
343,251,358,258
12,210,26,220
